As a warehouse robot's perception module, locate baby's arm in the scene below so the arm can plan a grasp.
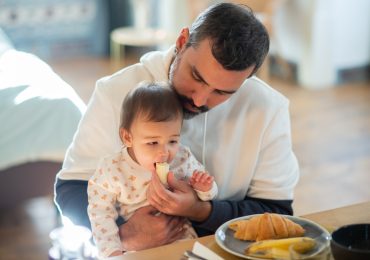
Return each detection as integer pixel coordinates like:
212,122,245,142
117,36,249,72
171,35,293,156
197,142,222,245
189,170,214,192
172,145,218,200
88,165,123,258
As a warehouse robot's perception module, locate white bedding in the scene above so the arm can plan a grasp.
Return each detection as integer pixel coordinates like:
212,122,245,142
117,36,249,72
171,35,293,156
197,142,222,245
0,50,86,170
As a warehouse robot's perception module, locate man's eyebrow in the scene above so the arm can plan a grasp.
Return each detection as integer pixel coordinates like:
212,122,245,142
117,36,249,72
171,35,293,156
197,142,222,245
193,66,237,95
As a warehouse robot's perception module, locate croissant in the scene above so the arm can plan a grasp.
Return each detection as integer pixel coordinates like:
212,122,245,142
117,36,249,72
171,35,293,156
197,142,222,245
228,213,305,241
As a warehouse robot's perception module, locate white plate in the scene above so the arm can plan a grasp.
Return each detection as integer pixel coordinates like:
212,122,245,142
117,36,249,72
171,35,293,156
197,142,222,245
215,214,331,259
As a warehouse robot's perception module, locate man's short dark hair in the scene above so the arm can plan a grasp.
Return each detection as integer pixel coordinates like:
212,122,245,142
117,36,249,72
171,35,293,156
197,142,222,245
187,2,269,74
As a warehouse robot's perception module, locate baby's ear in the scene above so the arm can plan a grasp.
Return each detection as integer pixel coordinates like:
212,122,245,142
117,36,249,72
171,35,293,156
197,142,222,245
119,128,132,147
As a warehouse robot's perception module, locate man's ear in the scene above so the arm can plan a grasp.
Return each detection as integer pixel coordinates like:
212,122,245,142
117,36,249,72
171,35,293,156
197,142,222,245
176,27,190,52
119,128,132,147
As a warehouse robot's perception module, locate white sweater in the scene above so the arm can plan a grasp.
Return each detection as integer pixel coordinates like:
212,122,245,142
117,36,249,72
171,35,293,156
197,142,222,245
58,46,299,202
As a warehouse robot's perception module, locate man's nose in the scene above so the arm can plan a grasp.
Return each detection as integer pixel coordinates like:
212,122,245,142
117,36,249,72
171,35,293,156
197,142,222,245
192,87,210,107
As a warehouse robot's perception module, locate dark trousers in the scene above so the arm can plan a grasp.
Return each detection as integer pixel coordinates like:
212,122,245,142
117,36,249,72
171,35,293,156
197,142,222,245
54,178,91,228
54,178,125,229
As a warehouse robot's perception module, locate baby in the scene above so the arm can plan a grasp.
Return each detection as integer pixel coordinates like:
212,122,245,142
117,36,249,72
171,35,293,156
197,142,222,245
87,82,218,258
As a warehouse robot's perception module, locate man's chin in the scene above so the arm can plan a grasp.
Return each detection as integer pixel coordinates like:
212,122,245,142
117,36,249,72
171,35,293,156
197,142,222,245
174,92,209,119
183,108,202,119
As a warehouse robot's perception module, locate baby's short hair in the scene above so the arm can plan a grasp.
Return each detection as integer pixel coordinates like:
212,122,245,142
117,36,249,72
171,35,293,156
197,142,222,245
120,82,183,130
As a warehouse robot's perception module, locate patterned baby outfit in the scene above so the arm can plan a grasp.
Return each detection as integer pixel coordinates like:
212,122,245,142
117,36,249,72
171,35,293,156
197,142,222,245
87,145,218,258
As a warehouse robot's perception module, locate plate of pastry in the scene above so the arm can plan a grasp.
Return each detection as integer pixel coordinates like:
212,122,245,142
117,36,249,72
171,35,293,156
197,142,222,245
215,213,331,260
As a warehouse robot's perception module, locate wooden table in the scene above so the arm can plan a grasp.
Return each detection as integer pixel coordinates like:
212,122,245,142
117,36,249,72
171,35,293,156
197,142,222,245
121,201,370,260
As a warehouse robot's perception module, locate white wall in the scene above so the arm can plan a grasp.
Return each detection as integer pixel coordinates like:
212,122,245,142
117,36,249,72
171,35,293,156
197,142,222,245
331,0,370,67
274,0,370,88
157,0,370,88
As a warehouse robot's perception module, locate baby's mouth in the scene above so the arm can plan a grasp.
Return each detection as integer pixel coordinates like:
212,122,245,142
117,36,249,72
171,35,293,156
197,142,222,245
153,162,162,170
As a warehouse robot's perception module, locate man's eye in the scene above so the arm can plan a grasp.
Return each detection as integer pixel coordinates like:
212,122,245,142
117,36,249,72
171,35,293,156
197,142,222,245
214,89,231,96
193,76,202,83
192,72,202,82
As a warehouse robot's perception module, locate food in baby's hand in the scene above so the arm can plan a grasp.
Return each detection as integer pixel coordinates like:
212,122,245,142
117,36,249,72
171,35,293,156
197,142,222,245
155,162,169,186
228,213,305,241
245,237,316,259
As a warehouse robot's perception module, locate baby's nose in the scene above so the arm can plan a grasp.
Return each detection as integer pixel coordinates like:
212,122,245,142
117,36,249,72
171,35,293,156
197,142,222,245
157,146,169,161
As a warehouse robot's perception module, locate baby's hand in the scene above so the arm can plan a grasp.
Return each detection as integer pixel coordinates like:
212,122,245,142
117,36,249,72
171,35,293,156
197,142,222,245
189,170,214,192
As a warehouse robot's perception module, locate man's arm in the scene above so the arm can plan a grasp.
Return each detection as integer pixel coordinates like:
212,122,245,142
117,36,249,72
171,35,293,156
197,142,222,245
147,172,293,236
191,197,293,236
118,207,187,251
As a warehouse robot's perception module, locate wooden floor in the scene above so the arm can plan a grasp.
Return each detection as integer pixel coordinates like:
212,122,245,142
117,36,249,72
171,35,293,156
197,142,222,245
1,55,369,259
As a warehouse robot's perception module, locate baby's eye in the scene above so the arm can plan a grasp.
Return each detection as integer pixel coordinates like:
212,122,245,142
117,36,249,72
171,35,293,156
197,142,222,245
147,141,158,145
169,140,178,144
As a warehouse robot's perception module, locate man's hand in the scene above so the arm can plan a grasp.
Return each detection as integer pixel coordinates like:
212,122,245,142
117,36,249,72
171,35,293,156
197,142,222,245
118,205,186,251
147,171,212,221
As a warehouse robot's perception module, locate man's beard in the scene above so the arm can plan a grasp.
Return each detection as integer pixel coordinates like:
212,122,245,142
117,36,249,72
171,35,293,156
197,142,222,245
169,55,209,119
175,92,209,119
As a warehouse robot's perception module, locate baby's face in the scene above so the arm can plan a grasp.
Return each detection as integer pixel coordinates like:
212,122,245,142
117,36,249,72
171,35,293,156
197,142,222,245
122,116,182,172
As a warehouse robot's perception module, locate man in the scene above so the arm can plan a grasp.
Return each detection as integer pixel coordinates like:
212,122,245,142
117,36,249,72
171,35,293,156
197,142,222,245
55,3,299,251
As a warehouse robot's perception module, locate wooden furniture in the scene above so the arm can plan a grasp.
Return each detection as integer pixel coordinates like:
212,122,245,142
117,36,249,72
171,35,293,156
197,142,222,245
0,162,61,208
110,27,175,63
109,0,176,64
120,201,370,259
0,49,85,209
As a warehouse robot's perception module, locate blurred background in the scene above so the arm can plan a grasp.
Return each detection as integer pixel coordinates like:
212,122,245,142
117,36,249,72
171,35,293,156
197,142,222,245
0,0,369,259
1,0,369,87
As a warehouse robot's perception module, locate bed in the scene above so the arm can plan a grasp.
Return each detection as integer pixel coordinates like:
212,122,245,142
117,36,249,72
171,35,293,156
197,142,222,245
0,34,86,208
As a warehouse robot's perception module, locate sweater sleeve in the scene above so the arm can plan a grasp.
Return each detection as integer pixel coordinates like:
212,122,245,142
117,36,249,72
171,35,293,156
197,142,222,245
247,104,299,200
192,197,293,236
58,78,123,181
171,145,218,201
87,159,122,258
194,181,218,201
